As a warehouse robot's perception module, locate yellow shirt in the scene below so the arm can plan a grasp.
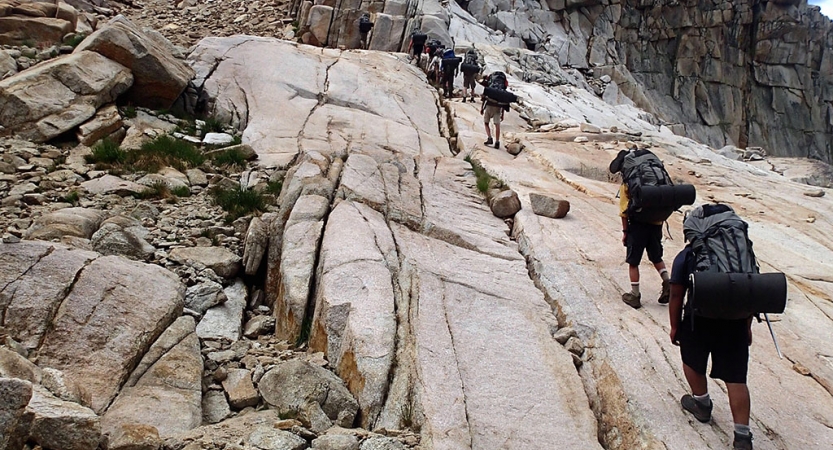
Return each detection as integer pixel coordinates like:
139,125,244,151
619,184,663,225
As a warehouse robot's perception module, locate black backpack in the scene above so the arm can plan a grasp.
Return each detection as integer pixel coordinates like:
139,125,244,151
620,149,675,222
461,51,479,74
412,32,427,45
359,17,373,33
427,39,442,56
488,71,507,89
482,71,517,106
682,204,787,320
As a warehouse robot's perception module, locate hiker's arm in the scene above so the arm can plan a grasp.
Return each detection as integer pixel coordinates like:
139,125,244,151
669,284,685,345
747,316,754,345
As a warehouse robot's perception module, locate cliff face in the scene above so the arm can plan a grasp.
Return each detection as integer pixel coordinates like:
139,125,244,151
464,0,833,161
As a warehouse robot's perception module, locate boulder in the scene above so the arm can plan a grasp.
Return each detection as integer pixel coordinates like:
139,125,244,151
81,175,146,196
91,215,155,260
221,368,259,409
0,377,32,450
275,218,323,341
137,173,190,192
0,16,73,46
101,330,202,439
164,411,286,449
196,280,247,342
0,49,16,79
184,280,227,316
74,15,194,109
25,386,101,450
106,424,162,450
489,189,522,218
36,255,185,413
202,132,234,145
529,193,570,219
258,360,358,432
312,434,360,450
125,316,195,388
359,437,406,450
579,122,601,133
41,368,84,405
201,390,231,424
76,104,123,146
0,347,42,383
307,5,334,46
243,315,275,338
247,425,307,450
242,216,268,275
0,51,132,143
169,246,241,278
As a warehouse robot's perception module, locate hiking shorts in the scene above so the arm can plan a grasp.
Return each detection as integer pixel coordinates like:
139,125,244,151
483,104,503,124
463,73,476,89
678,315,750,384
412,44,424,58
625,221,663,266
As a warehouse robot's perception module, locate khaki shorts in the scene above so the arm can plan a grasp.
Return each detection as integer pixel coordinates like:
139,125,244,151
483,104,503,124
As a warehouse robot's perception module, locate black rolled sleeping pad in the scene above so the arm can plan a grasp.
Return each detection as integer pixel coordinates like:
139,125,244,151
637,184,696,208
690,272,788,320
483,86,517,104
461,63,480,74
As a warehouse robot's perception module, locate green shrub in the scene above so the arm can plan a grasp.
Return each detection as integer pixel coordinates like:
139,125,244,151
211,148,247,169
134,135,205,172
265,180,283,196
64,34,87,48
171,185,191,197
62,191,80,205
202,117,224,136
211,187,266,221
137,181,171,199
464,155,494,194
121,106,137,119
86,138,127,165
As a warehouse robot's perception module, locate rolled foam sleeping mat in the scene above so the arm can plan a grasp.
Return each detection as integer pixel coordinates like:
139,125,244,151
629,206,675,224
461,63,480,74
483,86,517,104
690,272,787,320
638,184,696,208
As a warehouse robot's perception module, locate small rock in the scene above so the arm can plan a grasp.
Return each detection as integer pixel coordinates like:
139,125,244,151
574,136,589,143
530,193,570,219
565,336,585,356
222,368,259,409
247,425,307,450
579,123,601,133
312,434,360,450
551,326,577,345
202,390,231,424
803,190,825,198
203,132,235,146
792,363,812,376
359,437,407,450
107,423,161,450
505,142,522,156
244,315,276,338
489,190,522,218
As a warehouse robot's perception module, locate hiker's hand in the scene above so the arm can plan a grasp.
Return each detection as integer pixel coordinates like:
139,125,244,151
670,326,680,346
622,231,627,246
748,327,753,346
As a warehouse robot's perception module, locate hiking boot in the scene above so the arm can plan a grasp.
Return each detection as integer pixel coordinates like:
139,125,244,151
494,140,500,149
484,137,493,146
680,394,713,423
470,97,475,103
658,279,670,304
732,432,753,450
622,292,642,309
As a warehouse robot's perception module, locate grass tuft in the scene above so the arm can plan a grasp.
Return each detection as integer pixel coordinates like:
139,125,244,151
464,155,495,194
62,191,80,205
134,136,205,172
211,148,247,169
64,34,87,48
265,180,283,196
210,187,266,222
121,106,137,119
171,185,191,197
137,181,171,200
86,138,127,165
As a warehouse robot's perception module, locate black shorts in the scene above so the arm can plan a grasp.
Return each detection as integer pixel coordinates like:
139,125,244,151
678,315,750,384
625,221,663,266
463,73,476,89
412,44,424,56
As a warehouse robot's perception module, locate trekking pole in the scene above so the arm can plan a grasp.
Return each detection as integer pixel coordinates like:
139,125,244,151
763,313,783,359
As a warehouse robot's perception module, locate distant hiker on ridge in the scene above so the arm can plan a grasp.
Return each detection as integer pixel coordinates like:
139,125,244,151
408,29,428,67
480,71,510,149
358,13,374,50
609,147,671,309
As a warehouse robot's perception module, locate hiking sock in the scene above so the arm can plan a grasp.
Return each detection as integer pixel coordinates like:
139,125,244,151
630,283,640,296
734,424,751,436
693,393,711,407
660,268,670,281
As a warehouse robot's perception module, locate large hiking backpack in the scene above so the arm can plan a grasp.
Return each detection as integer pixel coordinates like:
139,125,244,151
483,71,517,105
359,16,373,33
461,51,479,74
427,39,442,56
621,149,695,223
683,204,787,320
412,32,427,45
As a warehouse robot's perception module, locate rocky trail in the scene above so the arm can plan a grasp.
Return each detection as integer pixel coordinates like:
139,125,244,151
2,0,833,449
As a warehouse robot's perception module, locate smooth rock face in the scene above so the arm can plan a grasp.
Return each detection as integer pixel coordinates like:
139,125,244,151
0,377,32,450
169,246,241,278
36,255,185,413
529,193,570,219
0,51,132,142
74,15,194,109
309,201,395,427
258,360,358,432
81,175,146,196
25,386,101,450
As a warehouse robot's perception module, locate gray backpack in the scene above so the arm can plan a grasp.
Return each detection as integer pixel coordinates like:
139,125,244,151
683,204,758,275
620,149,674,222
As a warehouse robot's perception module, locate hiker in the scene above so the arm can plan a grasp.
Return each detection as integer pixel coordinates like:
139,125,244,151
609,147,671,309
480,71,510,149
669,204,757,450
408,29,428,67
440,48,461,98
358,13,374,49
427,47,443,86
460,48,481,102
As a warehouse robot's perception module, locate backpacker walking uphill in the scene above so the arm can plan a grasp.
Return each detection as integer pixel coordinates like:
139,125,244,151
669,204,787,450
460,48,481,103
480,71,515,149
440,48,461,99
609,148,696,309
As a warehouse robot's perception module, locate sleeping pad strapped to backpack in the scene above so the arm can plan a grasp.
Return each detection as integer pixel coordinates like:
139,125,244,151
683,204,787,320
620,149,695,223
483,71,517,105
441,49,461,73
461,51,479,75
